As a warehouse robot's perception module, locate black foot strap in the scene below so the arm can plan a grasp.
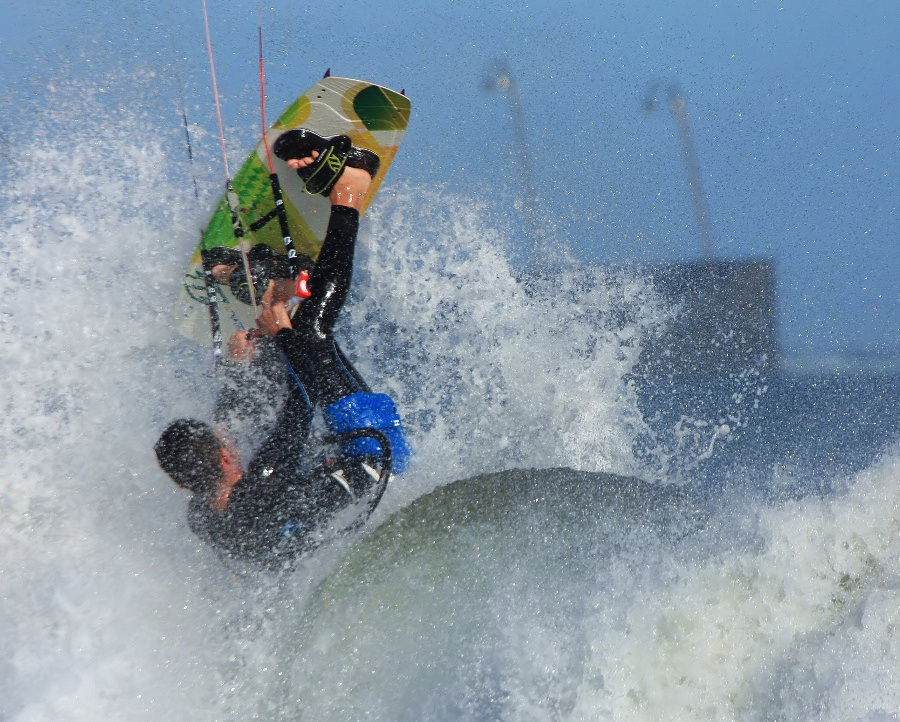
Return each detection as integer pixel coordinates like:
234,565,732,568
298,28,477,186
273,129,350,196
273,128,381,196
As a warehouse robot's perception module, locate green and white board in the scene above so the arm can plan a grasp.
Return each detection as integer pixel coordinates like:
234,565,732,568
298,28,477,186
173,76,411,345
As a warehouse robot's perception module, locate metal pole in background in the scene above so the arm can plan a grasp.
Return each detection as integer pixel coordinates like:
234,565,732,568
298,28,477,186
645,81,717,265
483,60,541,264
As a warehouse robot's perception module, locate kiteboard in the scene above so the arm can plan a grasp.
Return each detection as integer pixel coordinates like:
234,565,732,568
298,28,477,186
173,75,411,346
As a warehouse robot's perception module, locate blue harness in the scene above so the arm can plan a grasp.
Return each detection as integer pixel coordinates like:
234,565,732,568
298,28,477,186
324,392,412,473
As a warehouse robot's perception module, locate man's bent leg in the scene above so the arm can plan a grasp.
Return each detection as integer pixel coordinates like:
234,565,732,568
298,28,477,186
297,205,359,338
277,330,367,410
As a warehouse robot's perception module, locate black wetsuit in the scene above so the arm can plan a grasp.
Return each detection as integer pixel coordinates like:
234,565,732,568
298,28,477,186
189,205,382,568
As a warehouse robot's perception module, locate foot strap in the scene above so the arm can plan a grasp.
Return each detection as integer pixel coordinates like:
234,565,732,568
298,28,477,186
273,129,380,196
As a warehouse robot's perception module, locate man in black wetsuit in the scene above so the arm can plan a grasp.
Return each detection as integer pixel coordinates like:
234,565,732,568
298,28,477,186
155,141,410,569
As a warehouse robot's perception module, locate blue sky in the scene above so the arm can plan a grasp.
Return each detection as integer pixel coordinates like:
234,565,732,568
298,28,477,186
1,0,897,361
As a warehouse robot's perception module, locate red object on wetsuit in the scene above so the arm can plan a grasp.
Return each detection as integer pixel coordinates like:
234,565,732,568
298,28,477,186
295,270,312,298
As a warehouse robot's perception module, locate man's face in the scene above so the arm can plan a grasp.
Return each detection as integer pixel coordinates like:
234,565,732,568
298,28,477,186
216,432,242,472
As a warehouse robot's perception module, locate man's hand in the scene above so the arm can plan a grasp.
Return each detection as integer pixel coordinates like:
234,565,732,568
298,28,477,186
227,331,257,363
256,282,293,336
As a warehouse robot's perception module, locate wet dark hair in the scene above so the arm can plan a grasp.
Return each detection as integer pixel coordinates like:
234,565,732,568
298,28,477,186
154,419,223,495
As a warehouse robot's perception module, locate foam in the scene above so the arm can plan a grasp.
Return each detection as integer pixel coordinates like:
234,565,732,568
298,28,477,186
1,75,896,721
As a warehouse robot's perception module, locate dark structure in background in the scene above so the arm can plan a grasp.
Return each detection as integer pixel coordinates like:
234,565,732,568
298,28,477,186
488,64,779,377
642,82,777,376
640,258,778,376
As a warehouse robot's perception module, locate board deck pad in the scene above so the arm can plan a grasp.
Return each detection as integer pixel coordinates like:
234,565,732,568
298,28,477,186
173,77,411,345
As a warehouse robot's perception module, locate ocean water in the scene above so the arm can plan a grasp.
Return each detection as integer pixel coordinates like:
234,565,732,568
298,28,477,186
1,81,898,721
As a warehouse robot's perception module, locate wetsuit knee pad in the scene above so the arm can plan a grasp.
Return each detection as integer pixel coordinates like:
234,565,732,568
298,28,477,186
324,392,411,474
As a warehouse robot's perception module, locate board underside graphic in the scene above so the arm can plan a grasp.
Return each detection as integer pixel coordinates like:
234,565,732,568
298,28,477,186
173,77,411,344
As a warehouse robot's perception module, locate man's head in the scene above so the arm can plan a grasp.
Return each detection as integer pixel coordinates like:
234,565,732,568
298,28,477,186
154,419,223,495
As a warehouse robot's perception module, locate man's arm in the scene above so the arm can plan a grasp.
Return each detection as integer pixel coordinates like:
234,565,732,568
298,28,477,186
212,331,286,434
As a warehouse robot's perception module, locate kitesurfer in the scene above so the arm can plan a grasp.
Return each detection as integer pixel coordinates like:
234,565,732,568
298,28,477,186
154,137,410,568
